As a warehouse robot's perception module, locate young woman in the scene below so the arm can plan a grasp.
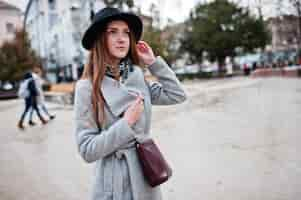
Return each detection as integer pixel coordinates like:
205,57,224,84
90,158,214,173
74,7,186,200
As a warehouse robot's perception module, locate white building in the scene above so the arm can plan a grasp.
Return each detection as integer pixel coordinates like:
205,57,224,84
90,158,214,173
266,15,300,51
24,0,105,82
0,1,22,46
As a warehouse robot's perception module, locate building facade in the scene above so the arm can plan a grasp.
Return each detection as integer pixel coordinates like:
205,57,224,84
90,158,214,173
0,1,22,46
266,15,300,51
24,0,106,83
24,0,153,83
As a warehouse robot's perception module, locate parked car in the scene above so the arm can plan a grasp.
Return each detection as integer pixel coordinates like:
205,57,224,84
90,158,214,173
174,64,200,80
234,53,261,70
0,81,18,100
174,64,199,74
2,82,13,90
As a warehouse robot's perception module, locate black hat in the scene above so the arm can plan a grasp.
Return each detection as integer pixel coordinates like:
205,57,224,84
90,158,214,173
82,7,143,50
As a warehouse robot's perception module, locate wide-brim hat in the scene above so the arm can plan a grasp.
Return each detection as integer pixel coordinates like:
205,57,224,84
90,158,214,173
82,7,143,50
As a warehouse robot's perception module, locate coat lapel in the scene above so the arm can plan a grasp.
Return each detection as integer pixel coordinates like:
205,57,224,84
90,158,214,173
101,75,136,117
101,65,149,117
123,67,148,96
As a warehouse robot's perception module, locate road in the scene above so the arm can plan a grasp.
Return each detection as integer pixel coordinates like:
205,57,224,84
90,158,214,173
0,77,301,200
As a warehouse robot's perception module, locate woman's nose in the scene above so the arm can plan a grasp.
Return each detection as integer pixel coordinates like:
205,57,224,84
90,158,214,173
117,37,125,43
117,34,127,43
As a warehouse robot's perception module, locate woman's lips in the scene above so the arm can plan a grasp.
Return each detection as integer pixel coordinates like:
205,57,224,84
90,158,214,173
116,47,127,51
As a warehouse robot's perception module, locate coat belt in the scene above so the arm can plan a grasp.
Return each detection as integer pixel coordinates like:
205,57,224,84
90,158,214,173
114,141,136,159
113,146,135,200
115,149,126,159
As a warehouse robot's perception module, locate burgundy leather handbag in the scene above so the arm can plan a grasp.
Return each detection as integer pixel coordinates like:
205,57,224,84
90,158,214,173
135,139,172,187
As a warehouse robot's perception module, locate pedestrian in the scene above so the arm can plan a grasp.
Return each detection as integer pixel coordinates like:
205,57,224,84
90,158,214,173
17,72,47,129
57,69,64,83
243,63,250,76
28,67,55,126
74,7,187,200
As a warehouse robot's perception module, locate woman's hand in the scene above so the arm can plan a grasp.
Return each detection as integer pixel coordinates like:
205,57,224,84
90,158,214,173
123,95,144,127
136,41,156,66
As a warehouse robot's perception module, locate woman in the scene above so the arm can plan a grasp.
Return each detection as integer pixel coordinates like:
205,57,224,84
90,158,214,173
74,7,186,200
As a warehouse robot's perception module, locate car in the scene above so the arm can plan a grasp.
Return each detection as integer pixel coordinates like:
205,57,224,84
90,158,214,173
174,64,200,75
200,64,219,73
0,81,18,100
2,82,13,90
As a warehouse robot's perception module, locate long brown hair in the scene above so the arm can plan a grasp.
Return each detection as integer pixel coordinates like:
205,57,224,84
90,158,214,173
81,21,140,126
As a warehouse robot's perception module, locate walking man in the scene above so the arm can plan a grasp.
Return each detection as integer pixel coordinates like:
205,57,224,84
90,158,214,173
17,72,47,129
28,67,55,125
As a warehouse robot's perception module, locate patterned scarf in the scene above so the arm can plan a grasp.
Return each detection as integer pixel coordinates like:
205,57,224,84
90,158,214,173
105,59,133,83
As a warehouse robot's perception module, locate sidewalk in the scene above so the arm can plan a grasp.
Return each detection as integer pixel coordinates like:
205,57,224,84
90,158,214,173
1,77,301,200
251,66,301,78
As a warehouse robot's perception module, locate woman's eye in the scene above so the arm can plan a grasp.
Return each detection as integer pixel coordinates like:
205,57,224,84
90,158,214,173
107,29,130,37
107,30,116,34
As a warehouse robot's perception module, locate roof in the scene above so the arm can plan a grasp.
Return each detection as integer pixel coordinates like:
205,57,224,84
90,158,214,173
0,0,21,11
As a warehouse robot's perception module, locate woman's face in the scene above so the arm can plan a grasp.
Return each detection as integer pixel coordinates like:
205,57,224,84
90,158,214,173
105,20,130,63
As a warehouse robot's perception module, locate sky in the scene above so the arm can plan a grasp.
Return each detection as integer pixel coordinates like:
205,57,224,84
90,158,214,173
3,0,293,25
4,0,200,25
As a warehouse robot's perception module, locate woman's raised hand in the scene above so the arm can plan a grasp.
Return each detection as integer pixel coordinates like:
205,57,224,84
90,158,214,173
123,95,144,127
136,41,156,66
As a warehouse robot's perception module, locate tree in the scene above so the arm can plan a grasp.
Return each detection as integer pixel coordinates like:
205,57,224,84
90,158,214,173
181,0,270,69
160,22,186,66
142,27,166,58
0,29,41,82
141,3,169,63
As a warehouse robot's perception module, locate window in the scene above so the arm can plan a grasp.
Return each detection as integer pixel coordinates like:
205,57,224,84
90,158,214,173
49,13,58,29
6,23,14,33
48,0,56,10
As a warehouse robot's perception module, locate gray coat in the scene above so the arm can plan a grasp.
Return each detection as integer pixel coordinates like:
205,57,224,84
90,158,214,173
74,57,187,200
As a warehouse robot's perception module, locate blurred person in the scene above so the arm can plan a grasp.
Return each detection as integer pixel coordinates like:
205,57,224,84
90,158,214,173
57,69,64,83
28,67,55,126
243,63,250,76
225,56,233,77
17,72,47,129
252,62,257,71
74,7,186,200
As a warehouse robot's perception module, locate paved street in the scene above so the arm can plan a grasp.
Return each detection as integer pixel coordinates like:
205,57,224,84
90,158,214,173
0,77,301,200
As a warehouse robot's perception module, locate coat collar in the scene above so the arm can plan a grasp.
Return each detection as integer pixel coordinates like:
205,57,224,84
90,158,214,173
101,66,147,117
